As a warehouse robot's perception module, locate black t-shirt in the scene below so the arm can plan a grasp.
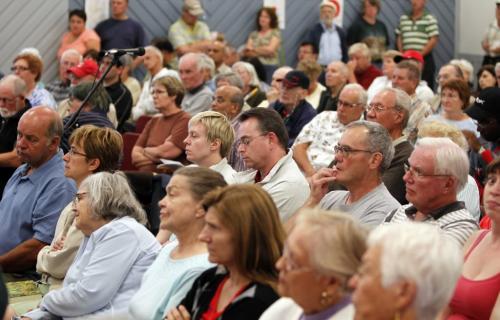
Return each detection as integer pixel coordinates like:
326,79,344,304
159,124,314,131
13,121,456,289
0,103,30,198
0,273,8,319
105,81,133,131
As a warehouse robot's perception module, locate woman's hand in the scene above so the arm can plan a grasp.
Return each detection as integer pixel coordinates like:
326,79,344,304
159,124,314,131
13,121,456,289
165,305,191,320
52,236,66,251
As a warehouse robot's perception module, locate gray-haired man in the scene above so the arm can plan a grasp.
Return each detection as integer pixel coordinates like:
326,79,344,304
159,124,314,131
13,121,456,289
306,120,400,227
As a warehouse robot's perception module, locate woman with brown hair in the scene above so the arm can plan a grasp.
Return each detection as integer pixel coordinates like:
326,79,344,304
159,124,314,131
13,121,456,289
244,7,281,83
57,9,100,59
12,52,56,108
166,184,285,320
132,76,190,172
427,78,479,137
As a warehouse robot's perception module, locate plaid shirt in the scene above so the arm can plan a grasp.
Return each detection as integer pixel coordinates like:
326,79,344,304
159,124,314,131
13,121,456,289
46,79,71,104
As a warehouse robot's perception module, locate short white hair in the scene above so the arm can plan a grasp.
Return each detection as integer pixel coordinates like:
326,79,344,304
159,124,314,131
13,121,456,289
415,137,469,191
19,47,42,59
341,83,368,107
328,61,349,79
232,61,260,87
274,66,293,76
198,53,215,77
81,172,147,224
348,42,371,59
146,45,164,65
60,49,82,63
368,222,462,320
450,58,474,83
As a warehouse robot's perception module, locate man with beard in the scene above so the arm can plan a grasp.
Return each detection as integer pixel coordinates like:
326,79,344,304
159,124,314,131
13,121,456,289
307,0,348,66
0,75,31,198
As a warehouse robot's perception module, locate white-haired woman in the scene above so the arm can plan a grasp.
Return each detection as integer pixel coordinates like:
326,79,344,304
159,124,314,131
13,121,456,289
24,172,160,319
260,208,367,320
350,222,462,320
232,61,266,108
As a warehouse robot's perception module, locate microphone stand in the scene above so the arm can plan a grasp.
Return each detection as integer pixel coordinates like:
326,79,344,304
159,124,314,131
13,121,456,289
63,53,123,131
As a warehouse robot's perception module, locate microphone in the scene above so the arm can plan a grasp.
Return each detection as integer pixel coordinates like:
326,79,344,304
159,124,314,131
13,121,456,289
99,47,146,58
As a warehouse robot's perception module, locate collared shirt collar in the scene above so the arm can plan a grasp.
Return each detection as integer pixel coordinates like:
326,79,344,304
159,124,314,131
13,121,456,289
404,201,465,221
320,21,335,31
392,135,408,147
188,83,206,95
20,149,64,183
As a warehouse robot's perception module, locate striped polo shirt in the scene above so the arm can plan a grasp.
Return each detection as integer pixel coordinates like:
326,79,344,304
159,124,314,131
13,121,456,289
395,11,439,52
384,201,478,247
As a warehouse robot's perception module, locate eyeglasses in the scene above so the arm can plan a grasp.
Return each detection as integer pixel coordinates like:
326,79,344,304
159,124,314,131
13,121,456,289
334,144,372,157
367,103,397,113
212,96,226,103
0,96,17,104
10,66,30,72
72,191,88,206
281,245,311,273
338,99,362,109
236,132,268,147
67,147,87,158
150,89,168,96
403,163,450,178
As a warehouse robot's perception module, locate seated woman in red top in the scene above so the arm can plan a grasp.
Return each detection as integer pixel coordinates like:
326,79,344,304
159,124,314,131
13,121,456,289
166,184,285,320
132,76,190,172
445,158,500,320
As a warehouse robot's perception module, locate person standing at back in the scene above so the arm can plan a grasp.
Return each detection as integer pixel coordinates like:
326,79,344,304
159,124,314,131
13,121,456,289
395,0,439,89
95,0,147,51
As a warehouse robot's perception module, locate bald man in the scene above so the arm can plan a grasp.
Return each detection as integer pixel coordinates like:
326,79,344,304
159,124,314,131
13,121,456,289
0,107,76,272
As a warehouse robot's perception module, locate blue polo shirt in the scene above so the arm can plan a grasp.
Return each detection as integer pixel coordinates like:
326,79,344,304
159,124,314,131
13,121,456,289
0,151,76,255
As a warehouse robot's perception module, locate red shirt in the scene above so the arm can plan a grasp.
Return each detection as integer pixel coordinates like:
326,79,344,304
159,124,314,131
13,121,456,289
355,64,382,89
448,230,500,319
201,276,247,320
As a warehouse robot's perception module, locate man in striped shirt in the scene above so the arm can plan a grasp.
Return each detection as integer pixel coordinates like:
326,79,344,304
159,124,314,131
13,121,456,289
395,0,439,90
384,137,478,246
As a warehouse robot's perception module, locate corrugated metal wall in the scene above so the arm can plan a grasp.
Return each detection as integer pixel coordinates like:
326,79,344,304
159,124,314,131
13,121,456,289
71,0,455,71
0,0,455,83
0,0,68,84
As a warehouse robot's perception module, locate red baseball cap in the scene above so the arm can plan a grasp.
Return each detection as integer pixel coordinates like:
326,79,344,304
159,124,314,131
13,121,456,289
394,50,424,65
68,59,100,78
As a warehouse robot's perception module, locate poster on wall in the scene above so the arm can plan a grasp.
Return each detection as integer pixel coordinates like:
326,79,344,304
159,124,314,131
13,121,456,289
85,0,110,29
264,0,285,29
333,0,344,27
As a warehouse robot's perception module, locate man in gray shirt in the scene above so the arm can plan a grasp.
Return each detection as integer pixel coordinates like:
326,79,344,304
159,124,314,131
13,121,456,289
305,120,400,227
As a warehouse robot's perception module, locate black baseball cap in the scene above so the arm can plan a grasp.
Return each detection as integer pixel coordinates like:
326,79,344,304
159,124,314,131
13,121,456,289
282,70,310,90
465,87,500,121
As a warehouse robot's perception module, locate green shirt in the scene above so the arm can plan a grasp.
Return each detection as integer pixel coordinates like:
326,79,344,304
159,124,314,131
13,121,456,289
395,10,439,52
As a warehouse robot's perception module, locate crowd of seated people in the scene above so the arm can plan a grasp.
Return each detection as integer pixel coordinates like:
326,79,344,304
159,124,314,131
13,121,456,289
2,0,500,319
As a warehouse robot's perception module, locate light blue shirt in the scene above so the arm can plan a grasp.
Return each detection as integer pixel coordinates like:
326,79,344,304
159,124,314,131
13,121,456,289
318,23,342,66
0,150,76,254
30,217,161,319
129,240,213,320
29,87,57,109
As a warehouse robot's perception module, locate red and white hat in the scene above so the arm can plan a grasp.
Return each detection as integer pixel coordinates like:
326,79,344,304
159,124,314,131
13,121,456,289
320,0,340,17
